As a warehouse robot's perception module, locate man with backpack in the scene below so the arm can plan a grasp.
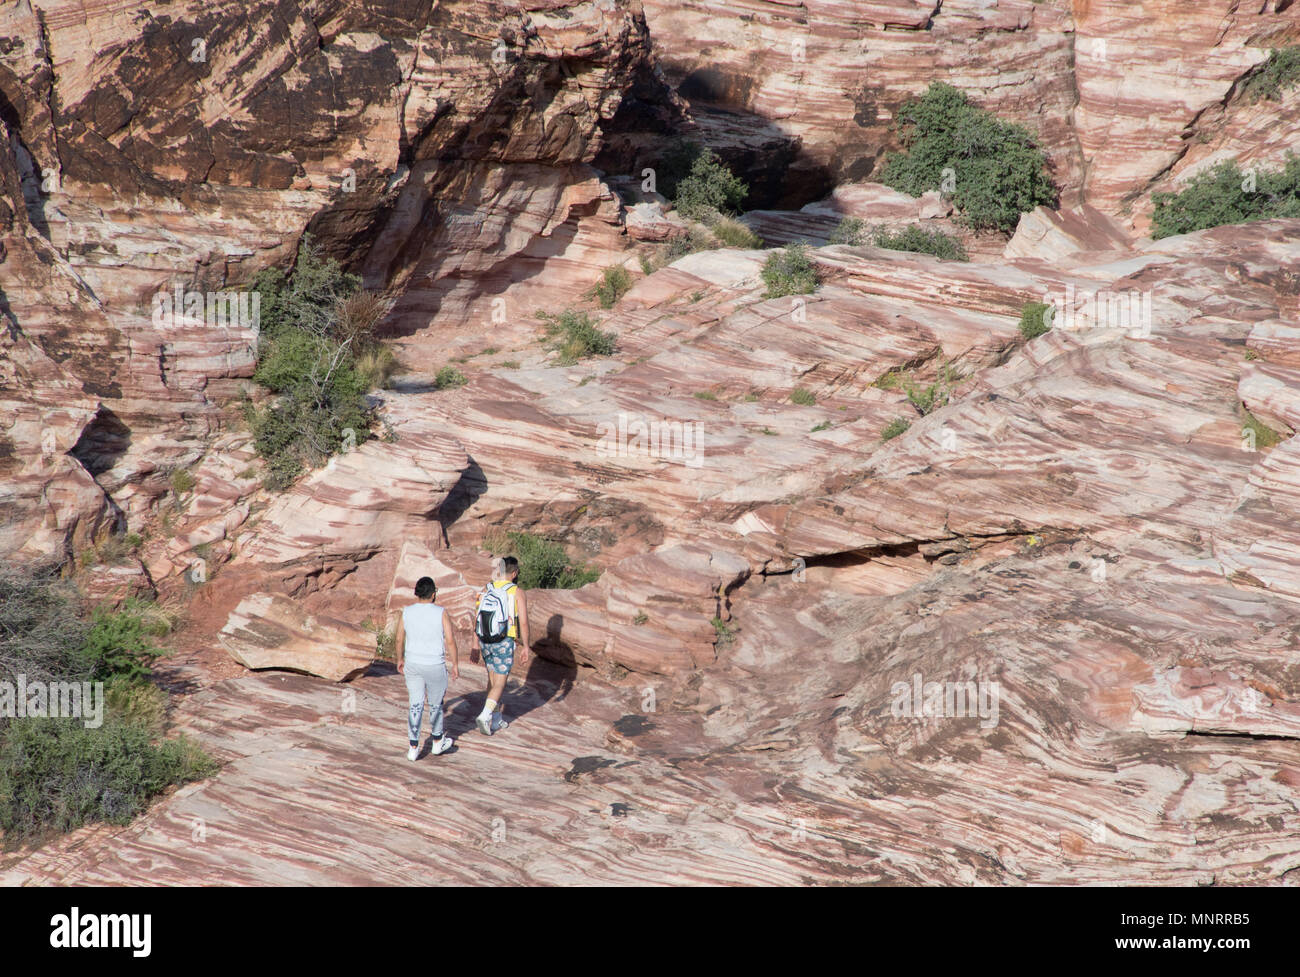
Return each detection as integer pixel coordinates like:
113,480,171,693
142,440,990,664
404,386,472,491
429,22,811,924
472,556,531,737
395,576,460,761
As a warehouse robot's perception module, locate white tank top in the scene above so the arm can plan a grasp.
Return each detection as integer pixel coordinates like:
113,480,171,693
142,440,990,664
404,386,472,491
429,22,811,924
402,603,446,663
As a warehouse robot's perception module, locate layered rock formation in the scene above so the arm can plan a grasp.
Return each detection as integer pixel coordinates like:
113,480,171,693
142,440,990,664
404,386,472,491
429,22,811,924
4,1,1300,886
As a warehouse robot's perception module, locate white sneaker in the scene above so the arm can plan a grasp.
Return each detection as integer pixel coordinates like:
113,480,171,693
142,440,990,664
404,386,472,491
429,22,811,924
476,714,493,736
491,712,508,732
407,745,419,761
430,735,454,755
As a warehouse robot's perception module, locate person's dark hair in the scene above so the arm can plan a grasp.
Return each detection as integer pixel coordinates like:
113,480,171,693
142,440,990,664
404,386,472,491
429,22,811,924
414,576,436,599
502,556,519,577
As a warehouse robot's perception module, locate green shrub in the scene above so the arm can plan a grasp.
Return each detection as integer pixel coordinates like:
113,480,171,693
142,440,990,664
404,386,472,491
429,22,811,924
694,390,717,400
872,225,969,261
762,242,819,298
247,237,388,489
169,468,196,496
829,217,870,245
881,417,911,441
712,217,763,249
76,599,165,684
904,376,948,415
434,366,468,390
0,570,215,849
589,265,633,309
1151,156,1300,239
540,310,616,364
810,421,831,433
655,139,706,200
486,530,601,590
1244,47,1300,102
1019,300,1053,340
0,717,215,848
791,387,816,406
674,149,749,221
880,82,1055,232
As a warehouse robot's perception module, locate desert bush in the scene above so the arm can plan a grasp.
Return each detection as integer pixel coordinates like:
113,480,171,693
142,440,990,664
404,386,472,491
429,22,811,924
355,346,400,390
712,217,763,249
673,149,749,221
589,265,633,309
872,225,969,261
484,530,601,590
829,217,871,245
1245,47,1300,102
76,599,165,684
540,310,616,364
1150,156,1300,239
0,567,89,684
434,366,468,390
247,237,397,488
0,717,214,848
880,82,1055,232
791,387,816,406
762,242,819,298
1019,300,1053,340
881,417,911,441
0,570,215,849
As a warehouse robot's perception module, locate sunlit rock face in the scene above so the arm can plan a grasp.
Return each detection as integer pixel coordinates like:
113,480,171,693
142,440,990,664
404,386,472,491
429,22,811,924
3,1,1300,887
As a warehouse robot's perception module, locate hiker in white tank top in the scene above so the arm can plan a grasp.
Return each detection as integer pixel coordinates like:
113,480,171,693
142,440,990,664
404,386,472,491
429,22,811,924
395,576,461,761
401,602,447,663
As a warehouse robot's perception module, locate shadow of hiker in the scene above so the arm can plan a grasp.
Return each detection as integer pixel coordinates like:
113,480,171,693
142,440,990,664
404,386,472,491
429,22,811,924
442,613,578,738
434,457,487,548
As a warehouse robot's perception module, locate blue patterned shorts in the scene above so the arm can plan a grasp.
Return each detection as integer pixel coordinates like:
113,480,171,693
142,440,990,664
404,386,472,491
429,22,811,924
480,638,515,675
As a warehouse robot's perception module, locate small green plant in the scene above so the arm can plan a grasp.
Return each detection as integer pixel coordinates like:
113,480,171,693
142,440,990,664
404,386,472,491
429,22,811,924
1151,156,1300,239
872,369,904,390
744,391,760,402
829,217,870,245
1244,47,1300,102
633,611,649,626
811,421,831,432
1019,301,1053,340
1241,408,1285,450
689,290,705,303
830,218,968,261
355,345,401,390
484,530,601,590
710,616,736,646
589,265,634,309
1244,349,1259,361
790,387,816,406
501,360,521,369
881,417,911,441
540,310,616,364
694,390,718,400
879,82,1056,232
236,466,258,480
904,377,948,415
759,426,778,436
762,242,819,298
872,225,969,261
169,468,196,496
711,217,763,248
434,366,468,390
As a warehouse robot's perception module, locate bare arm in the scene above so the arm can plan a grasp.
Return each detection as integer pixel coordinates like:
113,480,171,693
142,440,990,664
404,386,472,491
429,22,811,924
516,589,531,663
394,613,406,673
443,611,460,680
